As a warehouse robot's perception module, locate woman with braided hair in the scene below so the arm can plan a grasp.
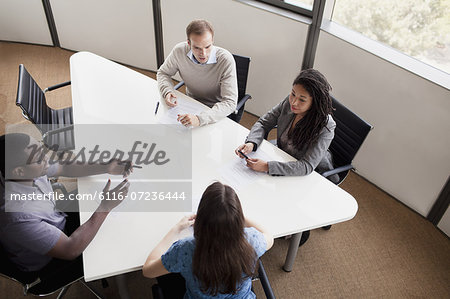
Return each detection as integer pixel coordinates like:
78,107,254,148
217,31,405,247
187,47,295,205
235,68,339,184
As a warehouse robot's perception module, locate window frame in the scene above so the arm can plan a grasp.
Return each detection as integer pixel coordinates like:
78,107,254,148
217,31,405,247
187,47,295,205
322,0,449,90
256,0,313,17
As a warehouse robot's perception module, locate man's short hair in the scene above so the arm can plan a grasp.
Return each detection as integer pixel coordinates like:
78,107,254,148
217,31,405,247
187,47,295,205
186,19,214,40
0,133,31,178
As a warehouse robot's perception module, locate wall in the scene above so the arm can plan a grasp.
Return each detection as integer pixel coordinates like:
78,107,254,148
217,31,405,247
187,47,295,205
0,0,52,45
160,0,309,116
315,31,450,216
49,0,157,70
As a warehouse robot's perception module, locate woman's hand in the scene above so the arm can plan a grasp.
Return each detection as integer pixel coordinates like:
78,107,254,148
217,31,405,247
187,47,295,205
246,158,269,173
235,143,254,158
175,215,196,232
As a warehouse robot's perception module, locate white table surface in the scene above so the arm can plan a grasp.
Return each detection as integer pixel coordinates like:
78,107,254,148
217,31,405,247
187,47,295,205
70,52,358,282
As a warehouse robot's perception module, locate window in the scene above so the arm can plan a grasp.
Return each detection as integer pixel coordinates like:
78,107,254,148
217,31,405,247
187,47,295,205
332,0,450,74
257,0,314,16
284,0,313,10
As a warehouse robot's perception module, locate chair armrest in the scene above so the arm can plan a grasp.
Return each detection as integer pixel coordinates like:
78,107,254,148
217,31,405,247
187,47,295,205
42,125,74,140
235,94,252,113
44,81,71,93
321,164,354,178
257,259,275,299
174,81,185,90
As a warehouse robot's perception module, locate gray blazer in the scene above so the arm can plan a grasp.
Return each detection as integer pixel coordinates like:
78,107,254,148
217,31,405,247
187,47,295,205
246,96,338,182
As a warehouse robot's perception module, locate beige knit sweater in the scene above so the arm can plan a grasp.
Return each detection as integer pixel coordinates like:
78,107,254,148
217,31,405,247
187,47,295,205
157,42,238,125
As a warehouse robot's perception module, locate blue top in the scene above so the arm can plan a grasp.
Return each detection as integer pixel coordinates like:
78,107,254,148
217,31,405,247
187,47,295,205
161,227,267,299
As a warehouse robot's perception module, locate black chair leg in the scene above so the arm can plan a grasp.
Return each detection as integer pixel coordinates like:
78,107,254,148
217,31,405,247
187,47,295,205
322,225,332,230
56,285,70,299
101,278,109,288
258,260,275,299
299,230,310,247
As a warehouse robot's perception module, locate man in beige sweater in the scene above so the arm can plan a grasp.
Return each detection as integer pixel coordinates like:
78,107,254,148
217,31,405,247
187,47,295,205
157,20,238,127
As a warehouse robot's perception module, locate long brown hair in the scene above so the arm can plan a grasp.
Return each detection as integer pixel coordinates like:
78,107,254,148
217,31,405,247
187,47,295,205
192,182,257,295
289,69,333,149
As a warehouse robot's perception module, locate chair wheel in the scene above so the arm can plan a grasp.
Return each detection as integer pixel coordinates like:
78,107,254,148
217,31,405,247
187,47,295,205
322,225,332,230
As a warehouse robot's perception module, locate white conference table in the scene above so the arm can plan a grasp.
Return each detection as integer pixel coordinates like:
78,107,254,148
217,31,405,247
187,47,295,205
70,52,358,282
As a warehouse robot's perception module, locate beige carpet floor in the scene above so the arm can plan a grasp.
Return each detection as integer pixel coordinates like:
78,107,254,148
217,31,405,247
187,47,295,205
0,42,449,299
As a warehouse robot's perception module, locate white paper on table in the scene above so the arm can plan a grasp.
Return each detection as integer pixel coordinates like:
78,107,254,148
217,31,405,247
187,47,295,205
219,149,274,191
158,98,206,127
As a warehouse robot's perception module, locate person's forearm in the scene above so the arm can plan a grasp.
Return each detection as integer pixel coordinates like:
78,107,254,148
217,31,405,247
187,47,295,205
62,210,109,259
58,163,109,177
247,98,285,146
146,226,181,262
245,218,269,235
197,97,236,125
245,217,274,250
156,52,178,98
267,160,312,176
157,70,175,99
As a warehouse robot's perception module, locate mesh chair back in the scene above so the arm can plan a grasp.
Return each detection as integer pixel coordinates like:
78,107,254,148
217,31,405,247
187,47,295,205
15,65,74,152
16,64,52,129
232,54,250,102
329,96,372,168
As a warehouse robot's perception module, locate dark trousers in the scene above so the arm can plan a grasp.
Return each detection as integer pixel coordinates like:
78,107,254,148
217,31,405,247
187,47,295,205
25,212,84,294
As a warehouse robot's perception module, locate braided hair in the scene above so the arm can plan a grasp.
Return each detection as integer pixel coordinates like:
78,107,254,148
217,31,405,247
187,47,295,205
288,69,333,150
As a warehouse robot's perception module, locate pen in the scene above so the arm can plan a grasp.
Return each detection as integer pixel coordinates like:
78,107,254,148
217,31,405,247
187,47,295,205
154,101,160,115
238,150,249,160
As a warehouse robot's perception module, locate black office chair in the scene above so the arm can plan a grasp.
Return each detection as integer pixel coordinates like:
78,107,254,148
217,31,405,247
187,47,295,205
174,54,252,123
151,259,275,299
0,246,103,298
262,96,372,232
15,64,75,153
319,96,372,230
320,96,373,185
0,173,101,298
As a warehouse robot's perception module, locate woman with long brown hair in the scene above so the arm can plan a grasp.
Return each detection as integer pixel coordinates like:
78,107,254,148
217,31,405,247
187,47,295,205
142,181,273,298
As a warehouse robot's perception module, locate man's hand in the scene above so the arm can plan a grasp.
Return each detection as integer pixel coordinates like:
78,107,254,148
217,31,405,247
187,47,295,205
164,92,178,107
177,114,200,127
107,159,133,178
98,179,130,212
246,158,269,173
235,143,254,158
